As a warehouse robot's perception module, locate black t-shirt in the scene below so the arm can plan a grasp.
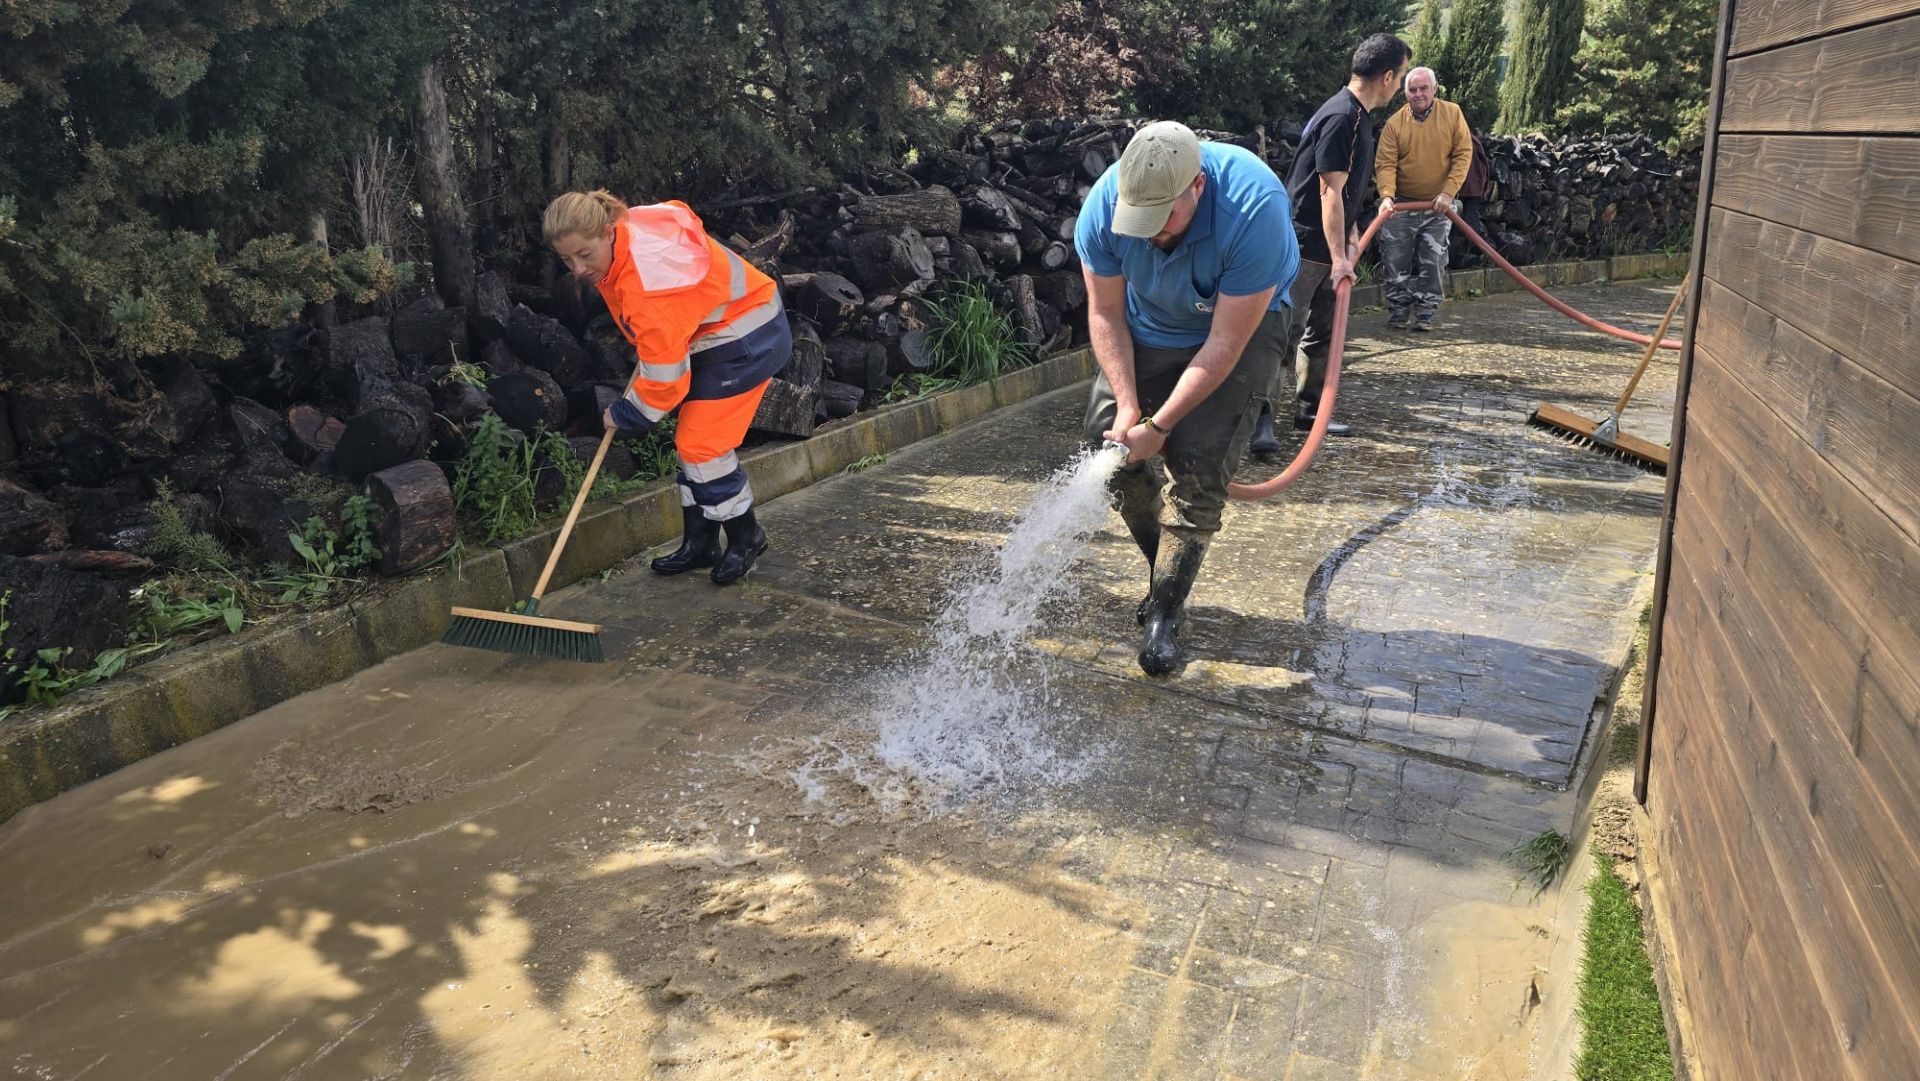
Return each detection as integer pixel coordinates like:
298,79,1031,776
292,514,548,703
1287,88,1375,263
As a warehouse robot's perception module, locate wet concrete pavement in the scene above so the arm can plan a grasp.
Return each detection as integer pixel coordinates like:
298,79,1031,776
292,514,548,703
0,282,1678,1079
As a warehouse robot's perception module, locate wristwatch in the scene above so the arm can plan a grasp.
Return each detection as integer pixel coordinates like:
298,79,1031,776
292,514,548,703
1140,415,1170,434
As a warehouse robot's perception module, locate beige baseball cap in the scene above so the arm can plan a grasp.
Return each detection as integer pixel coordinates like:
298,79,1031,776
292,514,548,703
1113,121,1203,238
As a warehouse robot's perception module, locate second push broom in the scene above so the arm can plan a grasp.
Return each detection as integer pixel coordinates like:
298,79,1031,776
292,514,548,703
1527,275,1689,474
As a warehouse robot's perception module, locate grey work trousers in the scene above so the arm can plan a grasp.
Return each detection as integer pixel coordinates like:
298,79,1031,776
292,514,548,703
1083,307,1291,536
1381,209,1452,318
1271,259,1335,414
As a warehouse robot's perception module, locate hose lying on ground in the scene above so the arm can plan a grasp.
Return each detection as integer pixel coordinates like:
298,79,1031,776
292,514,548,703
1228,199,1683,502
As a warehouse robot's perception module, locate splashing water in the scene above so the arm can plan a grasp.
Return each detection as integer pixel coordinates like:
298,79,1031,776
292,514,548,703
866,443,1128,805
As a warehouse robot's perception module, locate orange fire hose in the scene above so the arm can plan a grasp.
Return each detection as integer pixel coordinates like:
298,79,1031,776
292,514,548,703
1228,199,1683,502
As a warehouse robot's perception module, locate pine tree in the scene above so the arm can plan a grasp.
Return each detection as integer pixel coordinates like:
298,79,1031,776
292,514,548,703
1435,0,1506,132
1498,0,1585,132
1410,0,1447,69
1557,0,1716,150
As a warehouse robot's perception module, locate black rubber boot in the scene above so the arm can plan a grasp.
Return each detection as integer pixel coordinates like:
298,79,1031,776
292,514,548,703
651,506,723,575
1138,531,1210,677
1247,401,1284,461
711,509,769,585
1294,400,1353,437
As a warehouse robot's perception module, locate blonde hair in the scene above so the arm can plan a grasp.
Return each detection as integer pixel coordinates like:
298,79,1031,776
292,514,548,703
543,189,628,244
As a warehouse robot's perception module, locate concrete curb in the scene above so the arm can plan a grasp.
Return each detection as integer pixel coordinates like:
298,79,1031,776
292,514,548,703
0,349,1098,822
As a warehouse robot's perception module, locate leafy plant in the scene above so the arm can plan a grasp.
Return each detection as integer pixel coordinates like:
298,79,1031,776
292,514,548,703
256,516,367,606
925,280,1030,386
440,358,490,389
452,415,540,544
844,453,887,474
882,373,962,403
338,495,381,574
130,580,246,641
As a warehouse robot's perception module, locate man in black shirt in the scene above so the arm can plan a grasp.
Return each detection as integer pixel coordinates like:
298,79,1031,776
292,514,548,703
1250,33,1411,454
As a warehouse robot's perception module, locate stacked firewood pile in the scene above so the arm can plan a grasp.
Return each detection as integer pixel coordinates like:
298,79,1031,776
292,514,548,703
1463,133,1698,267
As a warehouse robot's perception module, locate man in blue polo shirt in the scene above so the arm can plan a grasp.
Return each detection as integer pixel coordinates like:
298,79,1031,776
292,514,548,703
1076,120,1298,677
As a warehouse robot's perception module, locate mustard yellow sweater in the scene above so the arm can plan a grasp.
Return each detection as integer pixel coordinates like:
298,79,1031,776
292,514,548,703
1375,100,1473,201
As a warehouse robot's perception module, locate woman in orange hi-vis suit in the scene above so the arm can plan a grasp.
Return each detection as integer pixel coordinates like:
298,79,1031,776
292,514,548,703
544,190,791,585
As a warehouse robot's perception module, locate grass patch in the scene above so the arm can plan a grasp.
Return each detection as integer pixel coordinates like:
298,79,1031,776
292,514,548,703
1577,848,1674,1080
1508,827,1572,898
925,279,1029,385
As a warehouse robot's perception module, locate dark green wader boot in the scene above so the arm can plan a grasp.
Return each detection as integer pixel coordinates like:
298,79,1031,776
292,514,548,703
1138,530,1210,677
652,506,724,575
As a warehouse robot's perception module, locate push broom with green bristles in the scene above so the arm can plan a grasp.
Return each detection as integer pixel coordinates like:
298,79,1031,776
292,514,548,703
442,414,620,663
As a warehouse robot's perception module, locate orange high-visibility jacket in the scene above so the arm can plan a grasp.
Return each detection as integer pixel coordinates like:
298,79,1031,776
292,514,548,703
597,202,785,433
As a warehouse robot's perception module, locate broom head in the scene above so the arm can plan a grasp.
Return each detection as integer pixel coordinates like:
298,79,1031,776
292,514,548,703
443,604,605,662
1528,402,1670,474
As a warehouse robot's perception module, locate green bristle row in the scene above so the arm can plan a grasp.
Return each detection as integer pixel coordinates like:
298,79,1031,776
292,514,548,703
441,615,604,663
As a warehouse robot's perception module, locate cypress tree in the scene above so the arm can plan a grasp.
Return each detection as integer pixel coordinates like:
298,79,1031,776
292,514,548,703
1499,0,1586,132
1435,0,1507,132
1410,0,1447,69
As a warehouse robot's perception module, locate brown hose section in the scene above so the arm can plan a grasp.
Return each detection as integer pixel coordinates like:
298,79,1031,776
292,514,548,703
1228,199,1683,502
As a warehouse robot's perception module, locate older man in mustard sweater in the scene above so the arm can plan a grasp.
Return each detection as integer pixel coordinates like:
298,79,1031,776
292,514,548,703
1375,67,1474,331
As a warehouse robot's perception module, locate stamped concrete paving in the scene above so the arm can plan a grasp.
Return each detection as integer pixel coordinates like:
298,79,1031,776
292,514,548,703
0,282,1677,1079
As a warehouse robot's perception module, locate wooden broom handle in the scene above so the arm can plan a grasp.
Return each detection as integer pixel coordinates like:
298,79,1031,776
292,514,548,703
530,427,614,601
530,343,658,601
1612,278,1692,415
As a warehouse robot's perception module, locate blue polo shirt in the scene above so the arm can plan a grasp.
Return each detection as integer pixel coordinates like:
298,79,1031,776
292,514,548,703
1075,141,1299,349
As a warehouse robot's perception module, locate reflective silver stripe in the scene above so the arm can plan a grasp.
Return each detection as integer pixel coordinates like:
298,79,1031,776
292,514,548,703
700,249,752,323
678,484,696,508
690,292,784,353
680,450,742,483
703,482,754,521
624,386,669,422
637,355,691,383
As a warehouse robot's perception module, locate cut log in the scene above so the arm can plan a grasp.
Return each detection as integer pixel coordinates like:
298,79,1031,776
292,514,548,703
962,186,1021,230
851,186,962,236
1035,241,1073,271
479,338,522,377
817,380,863,421
1005,274,1045,349
230,398,292,464
335,405,427,483
848,227,935,292
364,460,454,575
950,241,990,280
962,230,1021,269
1033,269,1087,312
490,368,569,436
285,404,347,468
507,304,591,387
824,336,888,390
565,383,621,432
738,209,797,278
26,549,154,574
327,316,399,406
432,381,492,424
783,319,827,390
888,329,935,376
392,296,469,365
1017,221,1050,257
783,271,865,336
749,377,818,438
470,272,513,345
0,477,64,556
